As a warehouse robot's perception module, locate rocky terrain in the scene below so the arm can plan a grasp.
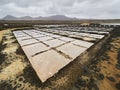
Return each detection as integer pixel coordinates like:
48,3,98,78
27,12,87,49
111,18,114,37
73,28,120,90
0,28,120,90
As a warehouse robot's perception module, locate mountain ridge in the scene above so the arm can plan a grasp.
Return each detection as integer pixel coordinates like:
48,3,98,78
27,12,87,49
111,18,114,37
1,15,78,20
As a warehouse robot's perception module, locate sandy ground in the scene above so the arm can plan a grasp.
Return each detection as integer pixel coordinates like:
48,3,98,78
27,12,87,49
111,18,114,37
99,37,120,90
0,28,120,90
0,29,39,90
0,60,26,81
0,28,17,43
73,34,120,90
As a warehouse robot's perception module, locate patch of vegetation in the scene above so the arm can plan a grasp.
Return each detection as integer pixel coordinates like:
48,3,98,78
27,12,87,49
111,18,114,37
0,36,7,65
0,43,7,53
111,27,120,38
106,76,116,82
0,80,13,90
0,52,7,65
100,53,110,61
0,39,7,65
16,46,24,55
117,48,120,64
22,65,42,87
2,36,7,41
75,76,99,90
116,82,120,89
0,81,13,90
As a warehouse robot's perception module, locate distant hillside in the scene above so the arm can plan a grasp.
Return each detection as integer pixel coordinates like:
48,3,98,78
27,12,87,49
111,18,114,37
1,15,120,23
19,16,33,20
2,15,18,20
1,15,78,20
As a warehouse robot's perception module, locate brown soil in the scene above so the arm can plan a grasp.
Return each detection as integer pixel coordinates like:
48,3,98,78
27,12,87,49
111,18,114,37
99,37,120,90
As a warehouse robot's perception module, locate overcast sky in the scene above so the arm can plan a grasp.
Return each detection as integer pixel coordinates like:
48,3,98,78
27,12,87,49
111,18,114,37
0,0,120,19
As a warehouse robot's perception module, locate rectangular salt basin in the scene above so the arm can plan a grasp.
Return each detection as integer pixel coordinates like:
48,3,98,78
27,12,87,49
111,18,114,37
89,34,104,39
72,40,94,48
17,36,32,41
23,29,34,31
57,43,87,59
13,30,96,83
52,35,62,38
44,39,66,47
59,37,75,42
31,50,71,82
26,32,38,36
13,31,24,34
22,43,50,58
31,34,45,38
13,32,25,35
36,36,54,41
18,39,39,46
13,33,28,38
45,33,54,36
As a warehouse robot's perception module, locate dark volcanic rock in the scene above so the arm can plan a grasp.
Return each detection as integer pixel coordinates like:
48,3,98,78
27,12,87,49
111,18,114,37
22,65,42,87
95,67,101,72
93,84,99,90
76,77,87,87
19,77,23,81
91,59,99,64
83,67,90,75
107,76,116,82
116,74,120,78
87,78,95,90
0,52,7,65
17,84,22,88
116,82,120,89
107,61,112,64
0,82,13,90
97,73,104,80
116,64,120,70
89,65,97,71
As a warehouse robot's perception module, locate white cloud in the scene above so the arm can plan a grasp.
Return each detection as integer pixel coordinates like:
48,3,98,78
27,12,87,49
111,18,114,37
0,0,120,19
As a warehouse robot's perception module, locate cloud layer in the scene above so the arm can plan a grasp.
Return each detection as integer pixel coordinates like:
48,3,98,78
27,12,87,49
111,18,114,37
0,0,120,19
